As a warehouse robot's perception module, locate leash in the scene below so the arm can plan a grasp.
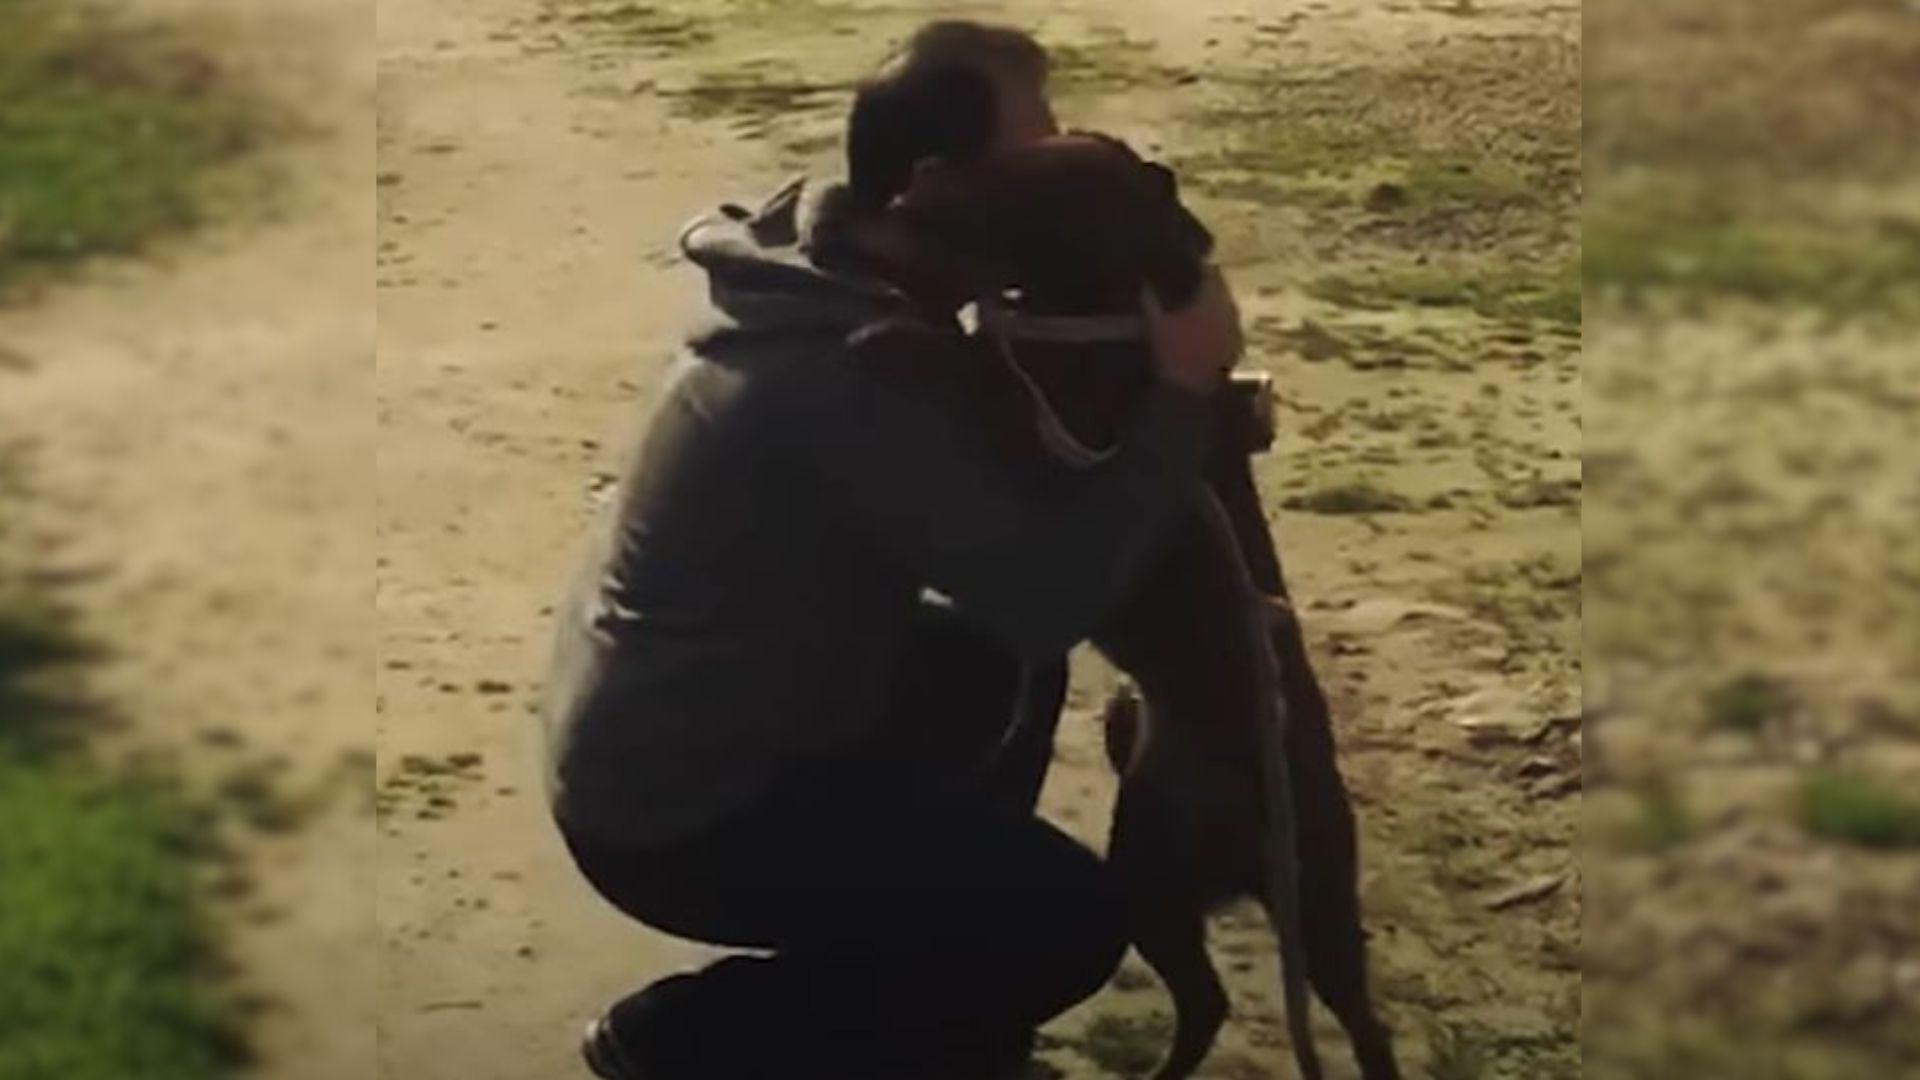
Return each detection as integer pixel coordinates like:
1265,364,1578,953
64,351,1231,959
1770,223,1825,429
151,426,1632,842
1199,492,1325,1080
975,297,1146,344
973,296,1145,471
986,330,1119,469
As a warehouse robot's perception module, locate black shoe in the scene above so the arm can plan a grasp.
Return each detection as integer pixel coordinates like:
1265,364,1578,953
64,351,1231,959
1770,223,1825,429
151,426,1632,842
580,1014,647,1079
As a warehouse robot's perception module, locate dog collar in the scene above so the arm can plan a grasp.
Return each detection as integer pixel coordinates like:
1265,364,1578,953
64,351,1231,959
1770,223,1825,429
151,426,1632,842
974,299,1145,344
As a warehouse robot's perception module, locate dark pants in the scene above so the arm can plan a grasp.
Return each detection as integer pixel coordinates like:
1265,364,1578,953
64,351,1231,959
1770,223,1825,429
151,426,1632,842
564,606,1098,1080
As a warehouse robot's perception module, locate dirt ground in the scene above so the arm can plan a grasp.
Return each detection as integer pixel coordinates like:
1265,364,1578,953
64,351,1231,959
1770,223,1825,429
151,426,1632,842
2,0,1581,1077
372,1,1578,1077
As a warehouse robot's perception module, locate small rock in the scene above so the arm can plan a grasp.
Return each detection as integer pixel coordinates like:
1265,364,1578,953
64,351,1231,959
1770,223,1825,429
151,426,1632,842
1484,872,1565,911
1530,773,1581,799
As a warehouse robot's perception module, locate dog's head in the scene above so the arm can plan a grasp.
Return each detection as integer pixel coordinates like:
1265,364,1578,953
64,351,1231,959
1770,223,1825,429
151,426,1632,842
894,132,1215,313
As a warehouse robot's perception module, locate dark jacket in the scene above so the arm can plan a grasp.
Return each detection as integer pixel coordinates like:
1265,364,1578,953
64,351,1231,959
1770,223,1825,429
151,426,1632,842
541,177,1211,848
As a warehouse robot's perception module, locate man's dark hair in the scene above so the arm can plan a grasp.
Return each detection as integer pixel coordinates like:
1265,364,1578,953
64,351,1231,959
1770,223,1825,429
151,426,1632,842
897,20,1049,84
845,21,1050,210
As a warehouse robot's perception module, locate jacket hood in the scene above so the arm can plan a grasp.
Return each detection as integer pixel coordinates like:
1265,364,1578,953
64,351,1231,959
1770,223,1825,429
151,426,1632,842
677,177,908,348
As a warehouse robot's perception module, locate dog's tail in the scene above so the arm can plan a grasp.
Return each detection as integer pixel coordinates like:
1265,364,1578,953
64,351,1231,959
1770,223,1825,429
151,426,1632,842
1200,494,1323,1080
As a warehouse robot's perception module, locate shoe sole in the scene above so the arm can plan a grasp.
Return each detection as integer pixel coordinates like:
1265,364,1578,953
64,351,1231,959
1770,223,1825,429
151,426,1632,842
579,1016,633,1080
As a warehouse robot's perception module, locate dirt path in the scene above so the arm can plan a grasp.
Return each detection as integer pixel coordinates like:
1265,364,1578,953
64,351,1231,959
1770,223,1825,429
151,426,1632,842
372,1,1579,1078
0,1,373,1076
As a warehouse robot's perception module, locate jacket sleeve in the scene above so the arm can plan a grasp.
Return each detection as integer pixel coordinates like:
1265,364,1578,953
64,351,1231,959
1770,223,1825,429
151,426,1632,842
791,325,1212,660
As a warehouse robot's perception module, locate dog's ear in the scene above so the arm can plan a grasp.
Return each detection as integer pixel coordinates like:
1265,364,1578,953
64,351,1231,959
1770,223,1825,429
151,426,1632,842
1136,161,1215,310
893,157,1026,293
1144,162,1215,257
1145,161,1178,198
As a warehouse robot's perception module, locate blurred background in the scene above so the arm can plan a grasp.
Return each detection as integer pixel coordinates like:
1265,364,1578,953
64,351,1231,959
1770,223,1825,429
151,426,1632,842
1584,0,1920,1077
0,0,371,1077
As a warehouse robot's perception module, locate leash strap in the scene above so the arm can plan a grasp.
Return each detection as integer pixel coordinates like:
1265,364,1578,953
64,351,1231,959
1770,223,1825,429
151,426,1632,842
976,299,1146,344
986,329,1120,469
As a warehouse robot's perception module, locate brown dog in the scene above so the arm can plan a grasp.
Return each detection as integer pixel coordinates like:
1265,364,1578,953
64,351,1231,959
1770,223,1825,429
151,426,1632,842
880,133,1404,1080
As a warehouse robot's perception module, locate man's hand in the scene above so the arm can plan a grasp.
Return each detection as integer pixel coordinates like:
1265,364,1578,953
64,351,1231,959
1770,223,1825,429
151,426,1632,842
1141,266,1244,397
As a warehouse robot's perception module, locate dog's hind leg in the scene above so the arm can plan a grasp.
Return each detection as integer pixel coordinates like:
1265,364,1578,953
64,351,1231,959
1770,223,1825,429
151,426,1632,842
1135,909,1228,1080
1308,930,1400,1080
1108,785,1228,1080
1265,608,1403,1080
1292,771,1401,1080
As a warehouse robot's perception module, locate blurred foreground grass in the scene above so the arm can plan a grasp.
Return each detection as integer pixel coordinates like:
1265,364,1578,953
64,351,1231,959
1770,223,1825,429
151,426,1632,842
0,3,255,1075
0,536,247,1079
1584,0,1920,320
1586,0,1920,1075
0,0,260,294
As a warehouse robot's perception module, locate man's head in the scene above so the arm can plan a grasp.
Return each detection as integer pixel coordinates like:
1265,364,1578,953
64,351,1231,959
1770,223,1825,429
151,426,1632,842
846,21,1059,211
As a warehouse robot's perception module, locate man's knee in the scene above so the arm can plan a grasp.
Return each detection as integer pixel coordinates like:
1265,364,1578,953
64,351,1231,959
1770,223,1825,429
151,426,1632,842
1067,895,1130,1002
1032,847,1129,1007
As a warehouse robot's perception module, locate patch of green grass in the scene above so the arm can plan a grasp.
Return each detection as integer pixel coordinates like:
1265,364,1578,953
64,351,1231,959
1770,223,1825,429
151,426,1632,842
1187,171,1352,212
0,2,265,292
1312,258,1581,326
0,755,247,1079
1704,673,1785,734
1633,778,1695,853
1075,1011,1173,1078
1584,179,1920,320
1799,769,1920,851
1282,480,1412,516
1367,157,1539,216
1173,37,1575,230
1174,108,1388,192
1,498,248,1074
